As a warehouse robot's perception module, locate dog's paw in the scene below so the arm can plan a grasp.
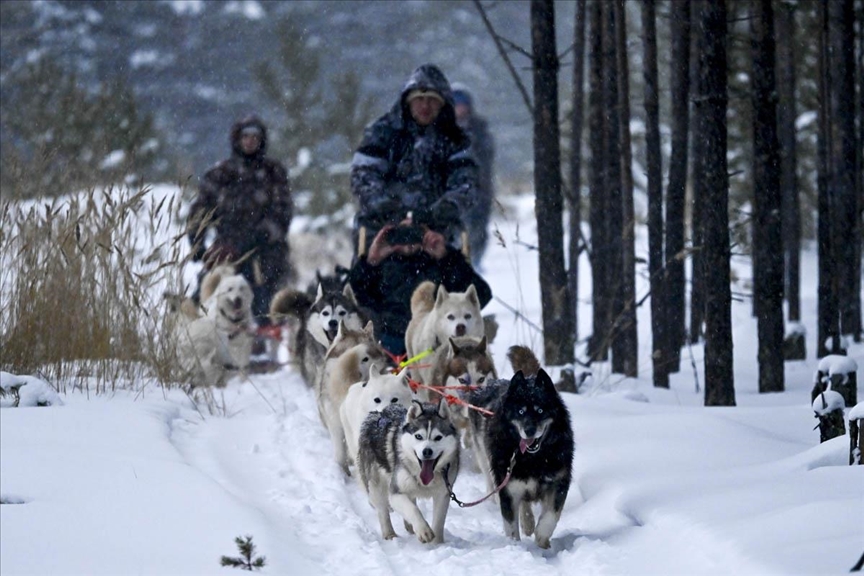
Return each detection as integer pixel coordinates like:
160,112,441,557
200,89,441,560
535,535,551,549
382,529,397,540
403,520,415,534
416,524,435,543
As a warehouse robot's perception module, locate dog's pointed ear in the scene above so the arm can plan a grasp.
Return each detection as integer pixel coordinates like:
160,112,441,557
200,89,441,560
536,368,556,392
511,370,526,386
435,284,449,308
408,399,424,421
449,337,460,356
437,397,450,419
343,283,357,305
465,284,478,305
478,335,487,354
315,282,324,303
363,320,374,336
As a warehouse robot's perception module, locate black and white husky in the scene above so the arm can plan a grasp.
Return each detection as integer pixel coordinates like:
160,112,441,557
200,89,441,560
466,346,574,549
357,400,460,544
270,282,365,387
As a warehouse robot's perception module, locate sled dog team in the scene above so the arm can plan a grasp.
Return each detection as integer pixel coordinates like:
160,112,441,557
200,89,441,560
262,275,576,549
168,266,574,547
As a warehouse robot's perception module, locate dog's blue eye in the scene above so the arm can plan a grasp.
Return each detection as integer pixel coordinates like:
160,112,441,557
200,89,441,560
536,407,543,414
458,377,468,384
518,408,525,415
415,433,423,440
374,397,381,403
478,377,486,384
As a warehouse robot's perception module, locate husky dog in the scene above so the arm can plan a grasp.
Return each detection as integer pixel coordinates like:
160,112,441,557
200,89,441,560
171,265,255,387
340,367,416,465
357,399,460,543
270,282,365,387
427,336,496,466
404,281,484,370
318,321,391,473
466,346,574,549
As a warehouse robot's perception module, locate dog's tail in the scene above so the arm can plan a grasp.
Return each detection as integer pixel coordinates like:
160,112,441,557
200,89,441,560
270,287,314,325
507,345,541,377
410,280,437,316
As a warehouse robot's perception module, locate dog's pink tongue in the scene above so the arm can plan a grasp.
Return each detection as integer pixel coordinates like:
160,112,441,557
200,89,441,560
420,459,436,485
519,438,535,454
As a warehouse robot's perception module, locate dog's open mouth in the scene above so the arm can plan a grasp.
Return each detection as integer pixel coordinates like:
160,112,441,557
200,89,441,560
519,433,545,454
418,455,441,486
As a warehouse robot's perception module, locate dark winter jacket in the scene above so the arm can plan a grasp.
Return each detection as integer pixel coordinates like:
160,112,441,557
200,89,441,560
187,116,293,262
348,248,492,353
350,64,479,248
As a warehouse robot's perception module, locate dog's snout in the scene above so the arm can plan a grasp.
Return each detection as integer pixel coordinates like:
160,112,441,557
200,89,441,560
455,324,466,337
328,319,338,329
422,447,434,459
232,297,243,310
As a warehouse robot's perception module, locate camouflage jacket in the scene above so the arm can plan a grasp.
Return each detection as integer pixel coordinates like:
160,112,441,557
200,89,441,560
350,64,478,246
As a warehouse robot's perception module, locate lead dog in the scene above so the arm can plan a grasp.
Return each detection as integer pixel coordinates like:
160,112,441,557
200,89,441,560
465,346,574,549
357,399,460,543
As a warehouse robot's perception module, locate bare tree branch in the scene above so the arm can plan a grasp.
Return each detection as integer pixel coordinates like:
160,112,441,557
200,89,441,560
472,0,534,115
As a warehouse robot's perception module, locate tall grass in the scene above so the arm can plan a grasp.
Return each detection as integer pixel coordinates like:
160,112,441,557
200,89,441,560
0,184,190,393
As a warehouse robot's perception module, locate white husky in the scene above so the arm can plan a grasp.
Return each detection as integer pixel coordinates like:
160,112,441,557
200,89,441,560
172,265,254,387
404,281,484,385
340,367,416,464
318,321,390,474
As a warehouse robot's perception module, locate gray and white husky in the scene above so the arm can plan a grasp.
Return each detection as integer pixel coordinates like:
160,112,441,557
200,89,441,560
357,399,460,543
270,282,365,387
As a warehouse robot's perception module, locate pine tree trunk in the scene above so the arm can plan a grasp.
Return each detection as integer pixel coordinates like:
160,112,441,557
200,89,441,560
751,0,785,393
828,0,860,343
614,0,638,378
689,4,706,345
817,0,840,357
642,0,667,388
588,0,610,362
568,0,586,347
603,1,626,375
665,0,691,372
855,0,864,342
696,0,736,407
775,1,801,324
530,0,574,366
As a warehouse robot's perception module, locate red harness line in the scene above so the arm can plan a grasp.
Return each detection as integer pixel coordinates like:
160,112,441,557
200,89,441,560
407,378,495,416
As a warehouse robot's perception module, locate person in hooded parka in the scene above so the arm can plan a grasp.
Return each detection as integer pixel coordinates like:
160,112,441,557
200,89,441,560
187,115,293,342
452,84,496,269
347,64,491,355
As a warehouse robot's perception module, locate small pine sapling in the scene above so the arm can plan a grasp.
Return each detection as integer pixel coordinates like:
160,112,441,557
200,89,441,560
220,535,266,571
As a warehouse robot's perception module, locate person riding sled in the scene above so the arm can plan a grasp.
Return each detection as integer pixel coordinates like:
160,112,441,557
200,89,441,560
347,64,492,355
186,115,293,351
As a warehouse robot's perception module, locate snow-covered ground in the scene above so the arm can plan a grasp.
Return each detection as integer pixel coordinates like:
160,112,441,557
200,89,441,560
1,187,862,575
